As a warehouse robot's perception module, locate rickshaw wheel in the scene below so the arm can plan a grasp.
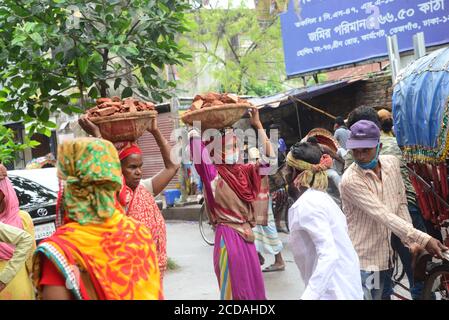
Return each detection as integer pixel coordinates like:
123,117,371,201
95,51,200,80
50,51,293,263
422,264,449,300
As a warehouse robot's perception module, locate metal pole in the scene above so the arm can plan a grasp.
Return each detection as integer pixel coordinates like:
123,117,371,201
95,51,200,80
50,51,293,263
294,101,302,141
167,65,185,203
413,32,426,59
386,35,401,82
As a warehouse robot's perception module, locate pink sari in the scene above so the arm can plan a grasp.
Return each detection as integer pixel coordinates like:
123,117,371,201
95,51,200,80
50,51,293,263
0,177,23,260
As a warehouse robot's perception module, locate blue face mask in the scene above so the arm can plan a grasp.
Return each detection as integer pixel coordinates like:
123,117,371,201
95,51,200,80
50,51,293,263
356,144,380,170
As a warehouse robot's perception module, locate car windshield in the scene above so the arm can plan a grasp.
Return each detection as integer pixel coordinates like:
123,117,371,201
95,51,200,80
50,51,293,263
8,175,56,209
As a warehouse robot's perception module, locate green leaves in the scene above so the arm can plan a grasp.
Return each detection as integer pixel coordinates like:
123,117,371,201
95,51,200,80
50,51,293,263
177,7,286,95
78,57,89,75
88,86,99,99
38,107,50,122
114,77,122,90
121,87,133,98
11,34,27,46
0,125,39,165
126,45,139,56
28,140,41,148
37,126,52,137
0,0,192,161
30,33,43,46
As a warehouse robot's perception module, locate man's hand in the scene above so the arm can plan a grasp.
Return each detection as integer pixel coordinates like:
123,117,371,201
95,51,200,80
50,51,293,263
0,164,7,180
78,115,101,138
425,237,448,259
0,281,6,292
249,107,262,128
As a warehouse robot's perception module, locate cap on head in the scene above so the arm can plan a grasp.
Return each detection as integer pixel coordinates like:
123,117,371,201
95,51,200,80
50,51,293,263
347,120,380,149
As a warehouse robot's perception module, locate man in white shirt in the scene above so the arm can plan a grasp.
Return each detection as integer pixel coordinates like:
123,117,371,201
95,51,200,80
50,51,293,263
286,142,363,300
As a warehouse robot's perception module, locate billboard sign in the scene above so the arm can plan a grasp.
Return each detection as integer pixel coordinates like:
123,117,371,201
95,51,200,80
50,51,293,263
280,0,449,77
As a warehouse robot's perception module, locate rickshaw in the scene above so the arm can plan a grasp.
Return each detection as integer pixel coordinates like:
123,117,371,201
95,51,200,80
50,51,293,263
393,46,449,300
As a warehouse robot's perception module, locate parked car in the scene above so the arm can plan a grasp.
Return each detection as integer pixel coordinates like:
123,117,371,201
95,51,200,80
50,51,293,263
8,169,58,242
7,168,164,241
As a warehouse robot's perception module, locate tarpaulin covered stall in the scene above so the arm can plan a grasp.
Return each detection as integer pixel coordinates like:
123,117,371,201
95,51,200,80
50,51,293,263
393,46,449,164
392,46,449,230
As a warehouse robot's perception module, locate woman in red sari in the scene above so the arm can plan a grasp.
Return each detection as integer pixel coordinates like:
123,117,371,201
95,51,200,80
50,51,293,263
79,116,179,285
116,142,168,281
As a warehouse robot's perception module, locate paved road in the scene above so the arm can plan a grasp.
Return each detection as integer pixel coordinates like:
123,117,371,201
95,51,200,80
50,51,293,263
164,221,305,300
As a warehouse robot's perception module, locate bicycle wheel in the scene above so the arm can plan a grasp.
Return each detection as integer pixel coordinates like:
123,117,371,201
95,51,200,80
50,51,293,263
422,264,449,300
199,203,215,246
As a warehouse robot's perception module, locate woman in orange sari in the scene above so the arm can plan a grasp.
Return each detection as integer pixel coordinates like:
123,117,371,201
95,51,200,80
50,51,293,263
32,138,161,300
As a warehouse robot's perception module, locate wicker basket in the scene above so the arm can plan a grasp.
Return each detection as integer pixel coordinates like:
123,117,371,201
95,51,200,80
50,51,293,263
301,128,340,152
90,110,157,142
181,104,252,130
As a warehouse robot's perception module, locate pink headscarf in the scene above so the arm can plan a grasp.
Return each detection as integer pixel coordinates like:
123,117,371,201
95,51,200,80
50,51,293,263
0,177,23,260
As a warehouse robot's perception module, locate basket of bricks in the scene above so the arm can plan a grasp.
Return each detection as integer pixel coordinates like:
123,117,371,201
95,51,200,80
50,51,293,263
181,92,253,130
86,96,157,142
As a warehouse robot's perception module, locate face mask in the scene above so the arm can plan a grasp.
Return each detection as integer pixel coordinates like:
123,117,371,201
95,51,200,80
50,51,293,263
356,144,380,170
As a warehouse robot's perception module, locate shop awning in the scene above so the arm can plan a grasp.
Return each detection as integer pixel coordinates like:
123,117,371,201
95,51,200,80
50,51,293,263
249,78,364,109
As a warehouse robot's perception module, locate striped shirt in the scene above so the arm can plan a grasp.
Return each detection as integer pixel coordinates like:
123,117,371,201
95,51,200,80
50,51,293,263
340,155,431,271
344,133,417,206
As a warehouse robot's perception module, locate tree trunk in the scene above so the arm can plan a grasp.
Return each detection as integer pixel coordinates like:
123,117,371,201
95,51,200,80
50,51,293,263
99,48,109,97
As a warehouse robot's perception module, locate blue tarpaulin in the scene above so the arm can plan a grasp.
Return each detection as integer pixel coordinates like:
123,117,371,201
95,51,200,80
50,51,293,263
393,46,449,163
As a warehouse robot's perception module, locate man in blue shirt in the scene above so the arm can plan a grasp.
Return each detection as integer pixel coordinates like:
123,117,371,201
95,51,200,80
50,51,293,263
333,116,350,150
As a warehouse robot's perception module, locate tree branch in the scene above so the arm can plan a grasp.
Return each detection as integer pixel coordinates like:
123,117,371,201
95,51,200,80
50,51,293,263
226,37,240,63
14,0,53,25
99,48,109,97
125,20,140,41
243,19,276,57
199,41,226,65
103,66,140,81
116,0,131,21
34,85,78,104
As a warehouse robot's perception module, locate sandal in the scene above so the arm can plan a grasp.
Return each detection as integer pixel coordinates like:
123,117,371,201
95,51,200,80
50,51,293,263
262,264,285,272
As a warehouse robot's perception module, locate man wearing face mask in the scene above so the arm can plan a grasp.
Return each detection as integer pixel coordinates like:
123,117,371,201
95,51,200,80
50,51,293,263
340,120,448,300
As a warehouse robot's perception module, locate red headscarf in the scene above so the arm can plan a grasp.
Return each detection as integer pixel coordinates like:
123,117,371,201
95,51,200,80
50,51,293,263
114,141,142,161
113,141,143,207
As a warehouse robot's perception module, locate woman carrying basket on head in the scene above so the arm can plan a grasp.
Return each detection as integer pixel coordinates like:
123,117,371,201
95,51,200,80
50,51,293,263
190,108,274,300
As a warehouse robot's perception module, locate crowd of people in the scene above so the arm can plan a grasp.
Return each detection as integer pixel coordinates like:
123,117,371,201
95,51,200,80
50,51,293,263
0,105,448,300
